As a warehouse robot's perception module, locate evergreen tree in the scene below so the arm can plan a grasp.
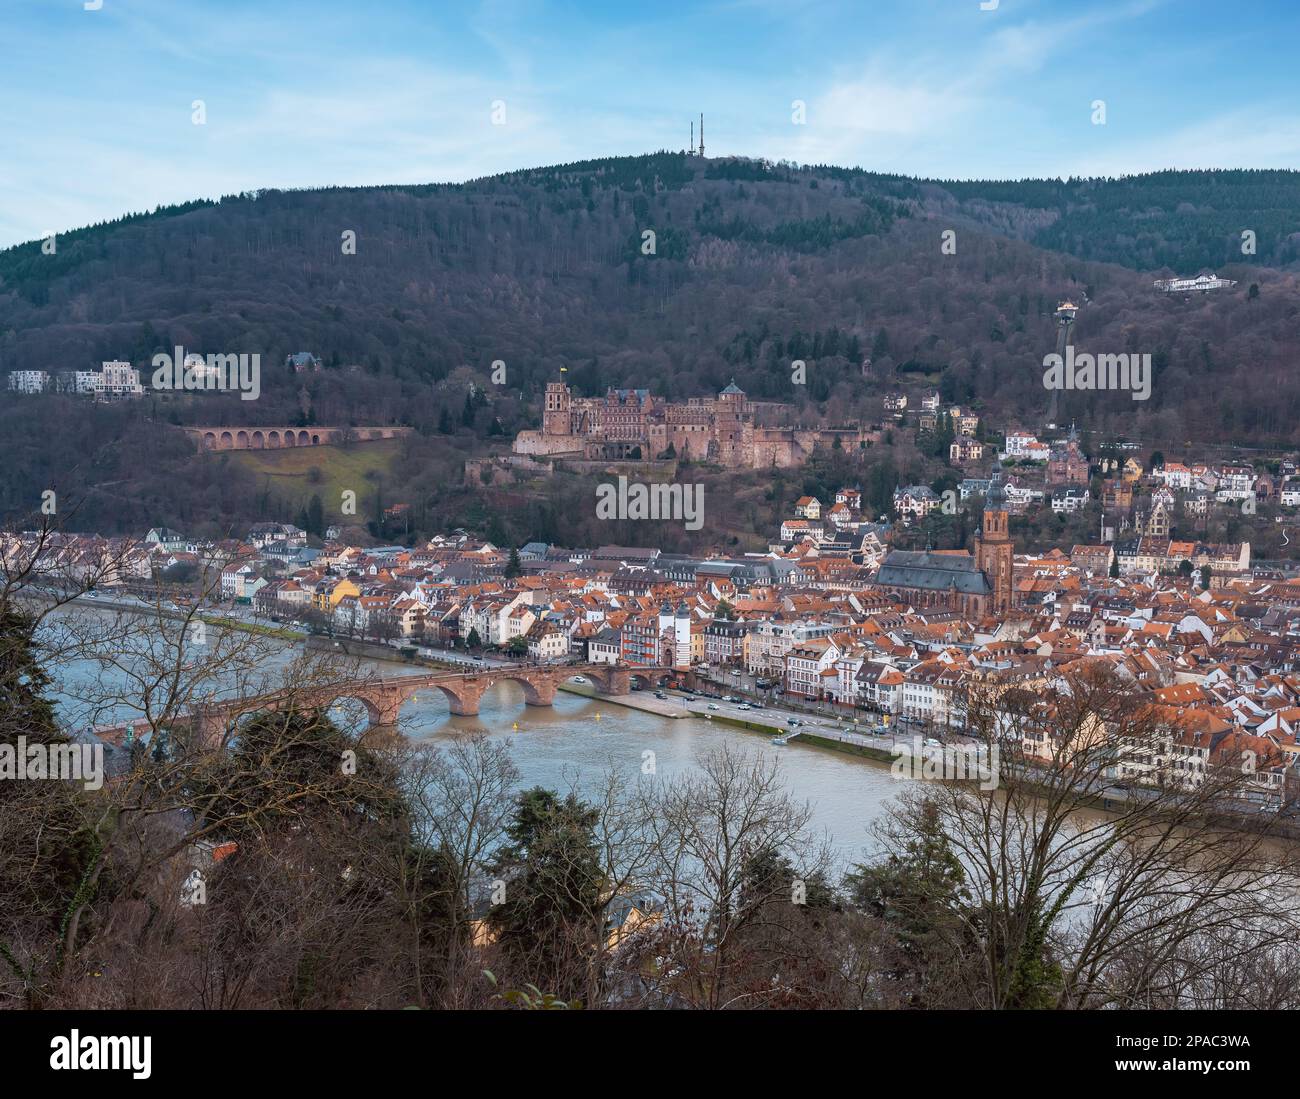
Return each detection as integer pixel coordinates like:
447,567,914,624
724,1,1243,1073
191,708,405,858
845,800,969,1006
307,494,325,537
487,788,604,999
504,547,522,579
0,607,59,745
740,846,837,913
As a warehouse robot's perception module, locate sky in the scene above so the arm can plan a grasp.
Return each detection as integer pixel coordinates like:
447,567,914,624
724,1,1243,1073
2,0,1299,247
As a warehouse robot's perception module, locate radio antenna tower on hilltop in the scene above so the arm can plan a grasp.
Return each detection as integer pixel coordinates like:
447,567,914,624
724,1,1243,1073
699,113,704,157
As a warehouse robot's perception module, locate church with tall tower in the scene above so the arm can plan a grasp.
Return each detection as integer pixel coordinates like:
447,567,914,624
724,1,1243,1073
873,465,1015,620
974,464,1014,617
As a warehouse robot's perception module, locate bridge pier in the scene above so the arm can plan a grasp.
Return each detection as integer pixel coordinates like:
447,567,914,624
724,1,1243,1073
371,688,406,727
525,681,557,706
196,711,227,751
359,723,403,747
445,682,485,716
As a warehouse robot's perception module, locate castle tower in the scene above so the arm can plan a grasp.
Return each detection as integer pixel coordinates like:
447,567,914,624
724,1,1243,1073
975,464,1014,617
543,381,572,437
717,378,746,411
713,379,747,468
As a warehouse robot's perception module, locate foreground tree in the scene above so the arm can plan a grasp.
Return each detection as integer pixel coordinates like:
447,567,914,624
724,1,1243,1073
486,788,605,1001
868,665,1300,1009
635,745,833,1008
845,800,970,1006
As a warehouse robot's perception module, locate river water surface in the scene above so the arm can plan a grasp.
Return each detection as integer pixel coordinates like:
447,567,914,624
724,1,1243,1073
45,611,901,865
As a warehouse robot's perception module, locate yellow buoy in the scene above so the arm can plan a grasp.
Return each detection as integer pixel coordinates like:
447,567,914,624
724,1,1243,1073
595,712,601,722
512,722,519,730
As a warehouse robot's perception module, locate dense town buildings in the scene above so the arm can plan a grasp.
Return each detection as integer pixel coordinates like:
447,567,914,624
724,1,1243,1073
10,497,1299,808
10,364,1300,810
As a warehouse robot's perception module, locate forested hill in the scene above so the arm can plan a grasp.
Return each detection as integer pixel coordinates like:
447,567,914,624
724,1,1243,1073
915,169,1300,271
1,156,1297,401
1,153,1299,534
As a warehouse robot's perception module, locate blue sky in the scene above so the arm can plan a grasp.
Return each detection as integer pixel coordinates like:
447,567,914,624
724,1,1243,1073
2,0,1298,247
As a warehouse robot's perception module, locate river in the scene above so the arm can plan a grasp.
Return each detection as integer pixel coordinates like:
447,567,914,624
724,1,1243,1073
42,608,902,866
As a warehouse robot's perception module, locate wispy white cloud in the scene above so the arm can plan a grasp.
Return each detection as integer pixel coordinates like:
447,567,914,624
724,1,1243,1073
1070,109,1300,176
0,0,1289,246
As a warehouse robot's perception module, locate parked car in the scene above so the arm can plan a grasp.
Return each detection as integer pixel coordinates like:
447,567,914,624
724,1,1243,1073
707,703,720,711
738,704,751,711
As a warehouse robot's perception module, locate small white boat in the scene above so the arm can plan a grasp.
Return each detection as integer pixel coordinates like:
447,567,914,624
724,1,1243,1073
771,734,788,746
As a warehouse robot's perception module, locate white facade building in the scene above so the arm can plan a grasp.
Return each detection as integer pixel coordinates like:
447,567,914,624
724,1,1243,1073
1000,431,1050,461
96,360,144,401
1154,273,1237,294
7,370,49,394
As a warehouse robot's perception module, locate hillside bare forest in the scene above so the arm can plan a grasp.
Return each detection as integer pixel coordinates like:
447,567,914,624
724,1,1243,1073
1,155,1298,537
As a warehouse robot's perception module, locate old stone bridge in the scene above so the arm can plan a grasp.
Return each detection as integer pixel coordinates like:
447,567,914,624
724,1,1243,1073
96,664,685,750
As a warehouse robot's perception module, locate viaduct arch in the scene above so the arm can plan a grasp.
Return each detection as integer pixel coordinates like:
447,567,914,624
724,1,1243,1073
185,426,413,452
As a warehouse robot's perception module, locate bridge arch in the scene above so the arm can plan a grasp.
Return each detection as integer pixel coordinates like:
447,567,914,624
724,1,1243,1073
298,430,310,445
268,430,281,448
189,665,644,748
220,431,234,449
203,431,216,449
573,667,617,694
251,430,265,449
236,430,249,447
315,691,385,726
483,672,555,707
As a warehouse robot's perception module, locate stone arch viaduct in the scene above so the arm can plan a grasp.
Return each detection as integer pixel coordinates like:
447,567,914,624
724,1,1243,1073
185,426,412,452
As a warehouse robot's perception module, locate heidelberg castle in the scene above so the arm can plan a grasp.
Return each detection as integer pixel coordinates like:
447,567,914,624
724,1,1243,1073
513,379,877,470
